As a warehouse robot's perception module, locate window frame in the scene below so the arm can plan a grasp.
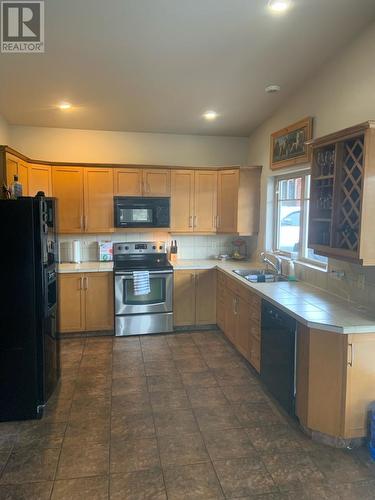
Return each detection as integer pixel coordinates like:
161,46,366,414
273,170,327,269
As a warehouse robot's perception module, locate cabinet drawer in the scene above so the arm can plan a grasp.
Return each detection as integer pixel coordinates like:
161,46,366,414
249,335,261,373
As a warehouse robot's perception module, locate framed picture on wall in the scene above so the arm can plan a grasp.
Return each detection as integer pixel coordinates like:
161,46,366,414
270,117,313,170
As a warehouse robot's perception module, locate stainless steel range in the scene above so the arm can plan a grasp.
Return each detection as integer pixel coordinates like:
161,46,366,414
113,241,173,336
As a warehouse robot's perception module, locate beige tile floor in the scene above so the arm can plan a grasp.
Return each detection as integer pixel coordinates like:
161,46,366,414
0,331,375,499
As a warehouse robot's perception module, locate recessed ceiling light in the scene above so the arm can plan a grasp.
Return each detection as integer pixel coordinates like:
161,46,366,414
203,110,218,121
265,84,281,93
58,101,72,110
268,0,290,13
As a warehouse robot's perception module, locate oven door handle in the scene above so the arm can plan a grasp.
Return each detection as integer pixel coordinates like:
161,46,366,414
115,270,174,277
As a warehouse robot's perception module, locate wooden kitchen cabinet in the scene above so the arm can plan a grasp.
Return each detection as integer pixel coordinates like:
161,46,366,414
171,170,217,233
52,166,84,233
5,153,29,194
28,164,52,196
308,121,375,265
114,168,143,196
171,170,195,232
216,270,226,330
217,169,239,233
114,168,170,196
194,170,217,232
173,269,216,326
58,272,114,334
221,273,261,372
143,169,170,196
84,167,114,232
58,273,85,333
173,270,196,326
84,272,114,331
296,327,375,439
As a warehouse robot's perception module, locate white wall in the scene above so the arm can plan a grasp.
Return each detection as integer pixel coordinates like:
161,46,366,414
0,114,9,144
247,21,375,306
8,125,249,167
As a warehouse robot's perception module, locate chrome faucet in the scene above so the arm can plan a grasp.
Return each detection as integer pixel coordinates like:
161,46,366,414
260,252,282,275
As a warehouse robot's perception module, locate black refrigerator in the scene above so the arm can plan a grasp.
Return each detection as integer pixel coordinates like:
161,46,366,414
0,196,60,421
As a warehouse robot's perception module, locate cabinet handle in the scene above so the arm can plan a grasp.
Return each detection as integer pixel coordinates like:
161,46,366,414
84,277,88,290
348,343,353,367
188,215,193,228
84,215,88,231
79,277,83,290
216,215,220,229
194,215,197,228
191,273,195,283
80,215,83,230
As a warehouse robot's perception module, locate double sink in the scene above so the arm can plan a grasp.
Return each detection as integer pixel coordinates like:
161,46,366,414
233,269,288,283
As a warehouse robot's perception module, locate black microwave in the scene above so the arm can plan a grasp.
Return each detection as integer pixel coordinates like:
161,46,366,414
114,196,170,228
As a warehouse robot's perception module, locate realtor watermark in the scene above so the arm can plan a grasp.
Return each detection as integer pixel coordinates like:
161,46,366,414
1,1,44,53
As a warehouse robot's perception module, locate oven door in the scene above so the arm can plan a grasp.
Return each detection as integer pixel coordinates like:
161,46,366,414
115,270,173,315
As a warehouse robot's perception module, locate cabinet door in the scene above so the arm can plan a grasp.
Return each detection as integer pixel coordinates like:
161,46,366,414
6,155,18,187
217,169,239,233
52,166,84,233
249,335,261,373
236,296,250,361
194,170,217,232
224,289,236,344
216,272,226,331
114,168,142,196
143,169,170,196
5,155,29,195
58,273,85,333
344,334,375,438
28,164,52,196
173,270,196,326
84,272,114,331
84,168,114,233
195,270,216,325
171,170,195,232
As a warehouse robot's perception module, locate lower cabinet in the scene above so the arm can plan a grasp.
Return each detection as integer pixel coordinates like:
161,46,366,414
218,271,261,372
173,269,216,327
296,326,375,439
58,272,114,334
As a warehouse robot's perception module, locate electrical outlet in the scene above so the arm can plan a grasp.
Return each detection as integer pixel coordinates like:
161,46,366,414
357,274,365,290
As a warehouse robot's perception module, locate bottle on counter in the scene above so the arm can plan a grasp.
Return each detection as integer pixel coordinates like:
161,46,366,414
10,175,23,199
170,240,178,263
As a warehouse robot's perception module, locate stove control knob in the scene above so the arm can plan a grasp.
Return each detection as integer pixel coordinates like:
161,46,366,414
152,245,156,250
124,246,129,250
159,245,163,250
117,245,122,251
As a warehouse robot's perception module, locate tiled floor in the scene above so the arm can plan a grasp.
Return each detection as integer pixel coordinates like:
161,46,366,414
1,331,375,499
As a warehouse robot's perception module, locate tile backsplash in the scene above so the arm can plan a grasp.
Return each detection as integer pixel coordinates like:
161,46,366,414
59,233,257,262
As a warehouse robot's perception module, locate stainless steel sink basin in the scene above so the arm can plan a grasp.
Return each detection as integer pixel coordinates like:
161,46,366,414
233,269,289,283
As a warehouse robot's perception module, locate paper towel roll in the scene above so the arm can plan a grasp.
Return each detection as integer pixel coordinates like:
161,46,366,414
72,240,81,263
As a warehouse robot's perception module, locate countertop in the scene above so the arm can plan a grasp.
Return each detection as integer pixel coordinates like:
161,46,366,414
58,259,375,334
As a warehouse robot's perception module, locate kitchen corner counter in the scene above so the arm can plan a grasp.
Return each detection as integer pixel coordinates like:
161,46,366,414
174,259,375,335
58,262,113,273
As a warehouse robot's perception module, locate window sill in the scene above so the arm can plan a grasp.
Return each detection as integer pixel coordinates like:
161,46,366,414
271,252,327,273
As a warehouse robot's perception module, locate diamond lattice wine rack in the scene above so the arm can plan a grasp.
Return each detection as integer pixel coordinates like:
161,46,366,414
307,121,375,265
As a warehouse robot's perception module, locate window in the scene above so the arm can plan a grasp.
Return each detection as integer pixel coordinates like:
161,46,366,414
274,172,327,266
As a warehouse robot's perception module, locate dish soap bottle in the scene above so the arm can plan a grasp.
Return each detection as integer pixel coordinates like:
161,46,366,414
288,260,297,281
10,175,23,199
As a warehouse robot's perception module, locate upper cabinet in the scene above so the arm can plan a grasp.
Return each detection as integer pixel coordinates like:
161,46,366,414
28,164,52,196
171,170,195,232
171,169,217,233
52,166,85,233
5,153,29,195
217,169,239,233
52,166,113,234
114,168,170,196
308,121,375,265
84,167,114,232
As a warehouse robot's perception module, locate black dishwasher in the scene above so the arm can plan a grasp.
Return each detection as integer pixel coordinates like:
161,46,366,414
260,300,296,416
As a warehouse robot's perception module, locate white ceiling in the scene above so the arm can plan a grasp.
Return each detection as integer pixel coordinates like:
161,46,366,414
0,0,374,136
